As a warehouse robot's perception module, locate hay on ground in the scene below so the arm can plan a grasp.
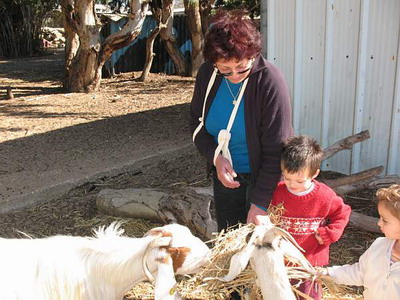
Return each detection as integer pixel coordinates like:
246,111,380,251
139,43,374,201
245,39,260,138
127,208,348,299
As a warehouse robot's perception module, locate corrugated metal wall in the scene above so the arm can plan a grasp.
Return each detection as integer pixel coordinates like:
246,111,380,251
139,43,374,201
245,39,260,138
102,13,191,75
261,0,400,175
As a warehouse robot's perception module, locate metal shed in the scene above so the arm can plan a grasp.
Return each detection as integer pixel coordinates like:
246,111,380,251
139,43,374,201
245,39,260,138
101,9,191,76
261,0,400,175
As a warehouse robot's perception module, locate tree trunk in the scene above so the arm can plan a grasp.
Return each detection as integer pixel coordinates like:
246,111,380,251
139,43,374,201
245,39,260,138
139,8,172,81
199,0,215,34
151,0,187,76
63,6,80,89
62,0,102,92
62,0,148,92
139,9,163,82
184,0,204,77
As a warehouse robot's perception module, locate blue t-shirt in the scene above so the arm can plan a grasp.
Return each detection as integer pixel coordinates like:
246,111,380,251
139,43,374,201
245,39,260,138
205,79,250,173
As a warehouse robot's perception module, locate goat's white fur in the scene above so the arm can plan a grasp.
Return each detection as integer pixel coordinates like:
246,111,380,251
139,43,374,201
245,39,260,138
0,223,210,300
218,219,315,300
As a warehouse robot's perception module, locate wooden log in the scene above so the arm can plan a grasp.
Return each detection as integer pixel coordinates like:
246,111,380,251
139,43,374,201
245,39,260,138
97,187,217,240
349,211,380,233
161,188,217,239
322,130,370,160
323,166,383,188
334,175,400,196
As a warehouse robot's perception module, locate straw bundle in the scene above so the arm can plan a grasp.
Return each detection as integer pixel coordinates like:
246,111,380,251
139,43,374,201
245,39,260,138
126,206,347,299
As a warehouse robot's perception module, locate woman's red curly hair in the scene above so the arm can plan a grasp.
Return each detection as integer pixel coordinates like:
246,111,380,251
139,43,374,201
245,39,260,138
203,9,262,63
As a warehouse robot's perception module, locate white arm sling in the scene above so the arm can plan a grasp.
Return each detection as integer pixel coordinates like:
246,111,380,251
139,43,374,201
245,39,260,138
192,69,249,167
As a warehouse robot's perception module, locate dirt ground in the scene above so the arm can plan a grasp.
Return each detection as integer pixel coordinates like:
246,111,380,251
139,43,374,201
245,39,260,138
0,47,206,233
0,49,382,299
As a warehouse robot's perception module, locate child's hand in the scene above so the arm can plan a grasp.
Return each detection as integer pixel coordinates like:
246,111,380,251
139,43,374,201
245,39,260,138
315,231,324,244
315,267,328,276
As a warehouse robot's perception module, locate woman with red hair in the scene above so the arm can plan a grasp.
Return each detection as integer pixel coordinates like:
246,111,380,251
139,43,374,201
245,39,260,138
189,9,293,232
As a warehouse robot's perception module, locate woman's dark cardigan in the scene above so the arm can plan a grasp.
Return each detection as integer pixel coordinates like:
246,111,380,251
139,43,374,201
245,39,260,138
189,55,293,208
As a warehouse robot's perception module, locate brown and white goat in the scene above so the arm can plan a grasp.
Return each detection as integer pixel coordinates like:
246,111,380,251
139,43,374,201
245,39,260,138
217,218,315,300
0,223,210,300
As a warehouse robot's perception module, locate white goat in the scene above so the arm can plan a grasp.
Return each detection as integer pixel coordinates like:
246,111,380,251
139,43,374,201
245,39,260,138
0,223,210,300
218,218,314,300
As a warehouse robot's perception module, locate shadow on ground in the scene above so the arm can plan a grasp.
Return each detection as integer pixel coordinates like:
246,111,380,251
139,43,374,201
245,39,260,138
0,102,192,212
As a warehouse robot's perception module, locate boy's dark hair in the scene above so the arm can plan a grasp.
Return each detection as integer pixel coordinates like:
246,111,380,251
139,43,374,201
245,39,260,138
281,135,324,176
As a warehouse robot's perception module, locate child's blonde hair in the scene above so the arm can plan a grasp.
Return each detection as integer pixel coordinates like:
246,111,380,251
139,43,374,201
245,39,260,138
376,184,400,220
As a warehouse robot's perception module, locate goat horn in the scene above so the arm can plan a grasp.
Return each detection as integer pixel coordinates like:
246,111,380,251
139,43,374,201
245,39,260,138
142,235,172,283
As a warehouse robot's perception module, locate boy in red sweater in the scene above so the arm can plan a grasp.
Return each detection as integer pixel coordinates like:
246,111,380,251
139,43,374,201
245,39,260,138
270,135,351,299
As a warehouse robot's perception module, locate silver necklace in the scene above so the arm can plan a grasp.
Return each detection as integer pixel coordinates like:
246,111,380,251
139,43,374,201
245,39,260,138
225,78,243,105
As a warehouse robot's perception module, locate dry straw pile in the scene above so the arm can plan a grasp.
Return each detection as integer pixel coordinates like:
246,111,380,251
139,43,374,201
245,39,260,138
127,205,352,300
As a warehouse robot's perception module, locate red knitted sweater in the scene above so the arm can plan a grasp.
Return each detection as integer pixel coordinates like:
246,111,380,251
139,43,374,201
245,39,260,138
270,180,351,266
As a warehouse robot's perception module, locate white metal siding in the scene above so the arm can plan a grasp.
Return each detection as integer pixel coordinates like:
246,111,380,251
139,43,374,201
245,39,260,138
262,0,400,175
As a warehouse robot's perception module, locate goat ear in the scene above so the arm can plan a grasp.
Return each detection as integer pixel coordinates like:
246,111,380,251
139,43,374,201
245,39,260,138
270,227,305,252
217,227,264,282
217,243,255,282
279,238,314,273
166,247,191,272
269,227,314,273
154,254,178,300
142,236,173,282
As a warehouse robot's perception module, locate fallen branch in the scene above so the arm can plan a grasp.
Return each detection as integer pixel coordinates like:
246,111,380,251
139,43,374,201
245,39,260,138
322,130,370,160
323,166,383,189
334,175,400,196
97,187,217,240
349,211,380,233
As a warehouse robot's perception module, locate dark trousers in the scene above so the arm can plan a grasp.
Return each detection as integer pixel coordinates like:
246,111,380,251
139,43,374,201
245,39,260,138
213,172,253,300
212,171,253,231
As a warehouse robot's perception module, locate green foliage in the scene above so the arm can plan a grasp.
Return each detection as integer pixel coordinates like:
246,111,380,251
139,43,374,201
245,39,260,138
0,0,58,57
0,0,58,14
214,0,260,17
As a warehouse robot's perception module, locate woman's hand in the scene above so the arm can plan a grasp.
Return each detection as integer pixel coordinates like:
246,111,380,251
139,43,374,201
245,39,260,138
247,204,268,225
215,154,240,188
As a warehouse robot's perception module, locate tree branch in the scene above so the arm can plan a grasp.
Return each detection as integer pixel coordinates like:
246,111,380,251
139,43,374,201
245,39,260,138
323,130,370,160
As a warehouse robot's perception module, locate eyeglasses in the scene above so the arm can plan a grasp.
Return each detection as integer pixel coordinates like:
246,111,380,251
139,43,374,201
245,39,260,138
214,66,252,77
214,59,254,77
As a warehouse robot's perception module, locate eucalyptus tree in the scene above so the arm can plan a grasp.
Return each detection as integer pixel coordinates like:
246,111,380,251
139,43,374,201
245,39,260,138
183,0,214,76
61,0,148,92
